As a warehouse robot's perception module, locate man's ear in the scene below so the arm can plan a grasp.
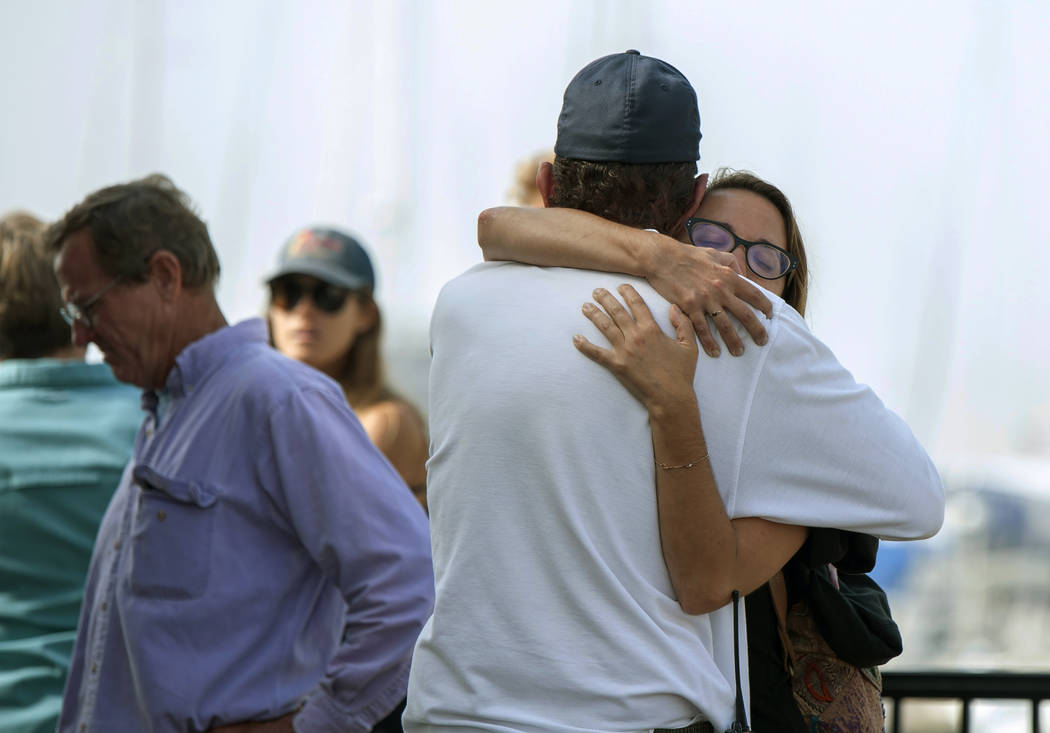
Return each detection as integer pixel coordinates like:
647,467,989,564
147,250,183,302
669,173,708,241
537,161,555,208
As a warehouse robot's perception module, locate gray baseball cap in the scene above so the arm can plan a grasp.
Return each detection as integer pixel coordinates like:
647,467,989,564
554,50,701,164
265,226,375,291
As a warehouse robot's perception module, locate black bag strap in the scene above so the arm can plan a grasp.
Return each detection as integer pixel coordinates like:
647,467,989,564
727,590,751,732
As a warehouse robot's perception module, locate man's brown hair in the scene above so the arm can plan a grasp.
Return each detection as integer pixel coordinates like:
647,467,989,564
44,174,220,288
0,211,71,359
550,157,698,234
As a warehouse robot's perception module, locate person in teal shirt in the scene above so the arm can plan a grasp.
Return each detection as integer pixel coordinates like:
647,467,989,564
0,211,140,733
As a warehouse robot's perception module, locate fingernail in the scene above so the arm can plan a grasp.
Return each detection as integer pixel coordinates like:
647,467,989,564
757,335,768,346
731,346,743,356
572,334,583,344
593,288,606,297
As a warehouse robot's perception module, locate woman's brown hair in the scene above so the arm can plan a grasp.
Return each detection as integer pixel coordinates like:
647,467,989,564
331,289,393,409
707,168,809,317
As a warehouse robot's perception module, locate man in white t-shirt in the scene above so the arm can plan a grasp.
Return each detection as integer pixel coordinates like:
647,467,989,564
404,51,943,733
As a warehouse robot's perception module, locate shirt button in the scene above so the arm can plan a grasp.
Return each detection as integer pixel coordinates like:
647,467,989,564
157,511,167,521
101,601,107,611
114,541,121,550
80,725,86,732
91,664,97,674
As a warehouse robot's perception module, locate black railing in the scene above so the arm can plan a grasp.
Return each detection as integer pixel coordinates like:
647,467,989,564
882,670,1050,733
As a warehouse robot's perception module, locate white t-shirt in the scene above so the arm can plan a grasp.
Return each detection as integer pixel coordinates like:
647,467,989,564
405,262,943,733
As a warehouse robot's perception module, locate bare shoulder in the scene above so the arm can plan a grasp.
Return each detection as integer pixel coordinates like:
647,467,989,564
357,399,424,440
356,399,428,490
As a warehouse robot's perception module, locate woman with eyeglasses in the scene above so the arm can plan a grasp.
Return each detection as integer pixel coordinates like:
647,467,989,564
266,227,428,511
478,169,888,732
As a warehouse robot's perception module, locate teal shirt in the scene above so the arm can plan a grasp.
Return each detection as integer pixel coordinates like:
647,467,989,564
0,360,140,733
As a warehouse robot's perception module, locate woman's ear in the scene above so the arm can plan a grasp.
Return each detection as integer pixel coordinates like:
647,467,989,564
357,297,380,334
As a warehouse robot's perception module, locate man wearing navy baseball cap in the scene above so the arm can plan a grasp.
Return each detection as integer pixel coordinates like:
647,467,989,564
405,51,942,733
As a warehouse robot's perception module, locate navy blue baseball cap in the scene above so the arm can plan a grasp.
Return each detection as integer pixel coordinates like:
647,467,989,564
265,227,375,291
555,50,701,164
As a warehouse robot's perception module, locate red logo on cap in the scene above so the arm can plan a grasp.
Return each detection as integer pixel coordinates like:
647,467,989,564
289,231,342,256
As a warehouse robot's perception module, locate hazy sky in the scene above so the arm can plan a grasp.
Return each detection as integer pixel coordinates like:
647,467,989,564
2,0,1048,470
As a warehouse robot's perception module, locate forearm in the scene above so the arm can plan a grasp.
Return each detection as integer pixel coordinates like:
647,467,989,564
295,512,432,732
484,206,774,357
477,205,669,275
271,392,434,732
650,394,806,614
296,545,431,732
649,393,736,614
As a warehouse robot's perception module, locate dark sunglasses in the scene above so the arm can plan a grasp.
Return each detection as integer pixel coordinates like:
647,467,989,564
685,218,798,281
269,278,352,313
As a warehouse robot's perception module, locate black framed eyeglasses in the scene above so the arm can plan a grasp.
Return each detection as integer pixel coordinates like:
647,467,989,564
269,277,352,314
685,218,798,281
59,275,124,329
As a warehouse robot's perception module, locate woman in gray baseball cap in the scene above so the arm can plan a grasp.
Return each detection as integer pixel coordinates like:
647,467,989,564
265,226,428,508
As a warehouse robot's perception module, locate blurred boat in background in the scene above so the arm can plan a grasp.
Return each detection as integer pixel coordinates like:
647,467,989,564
874,456,1050,731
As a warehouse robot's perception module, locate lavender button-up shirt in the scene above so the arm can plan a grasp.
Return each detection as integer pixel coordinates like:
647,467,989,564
58,319,434,733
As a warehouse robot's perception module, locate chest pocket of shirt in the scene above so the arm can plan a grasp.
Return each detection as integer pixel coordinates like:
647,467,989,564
129,464,218,600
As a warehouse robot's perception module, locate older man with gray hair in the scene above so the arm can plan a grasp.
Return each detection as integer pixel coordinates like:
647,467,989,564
49,175,433,733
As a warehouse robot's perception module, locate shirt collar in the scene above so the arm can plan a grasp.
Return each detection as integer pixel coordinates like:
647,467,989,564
160,318,269,399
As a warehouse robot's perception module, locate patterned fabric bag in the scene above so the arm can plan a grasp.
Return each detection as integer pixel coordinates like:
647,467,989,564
785,598,885,732
769,572,888,733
